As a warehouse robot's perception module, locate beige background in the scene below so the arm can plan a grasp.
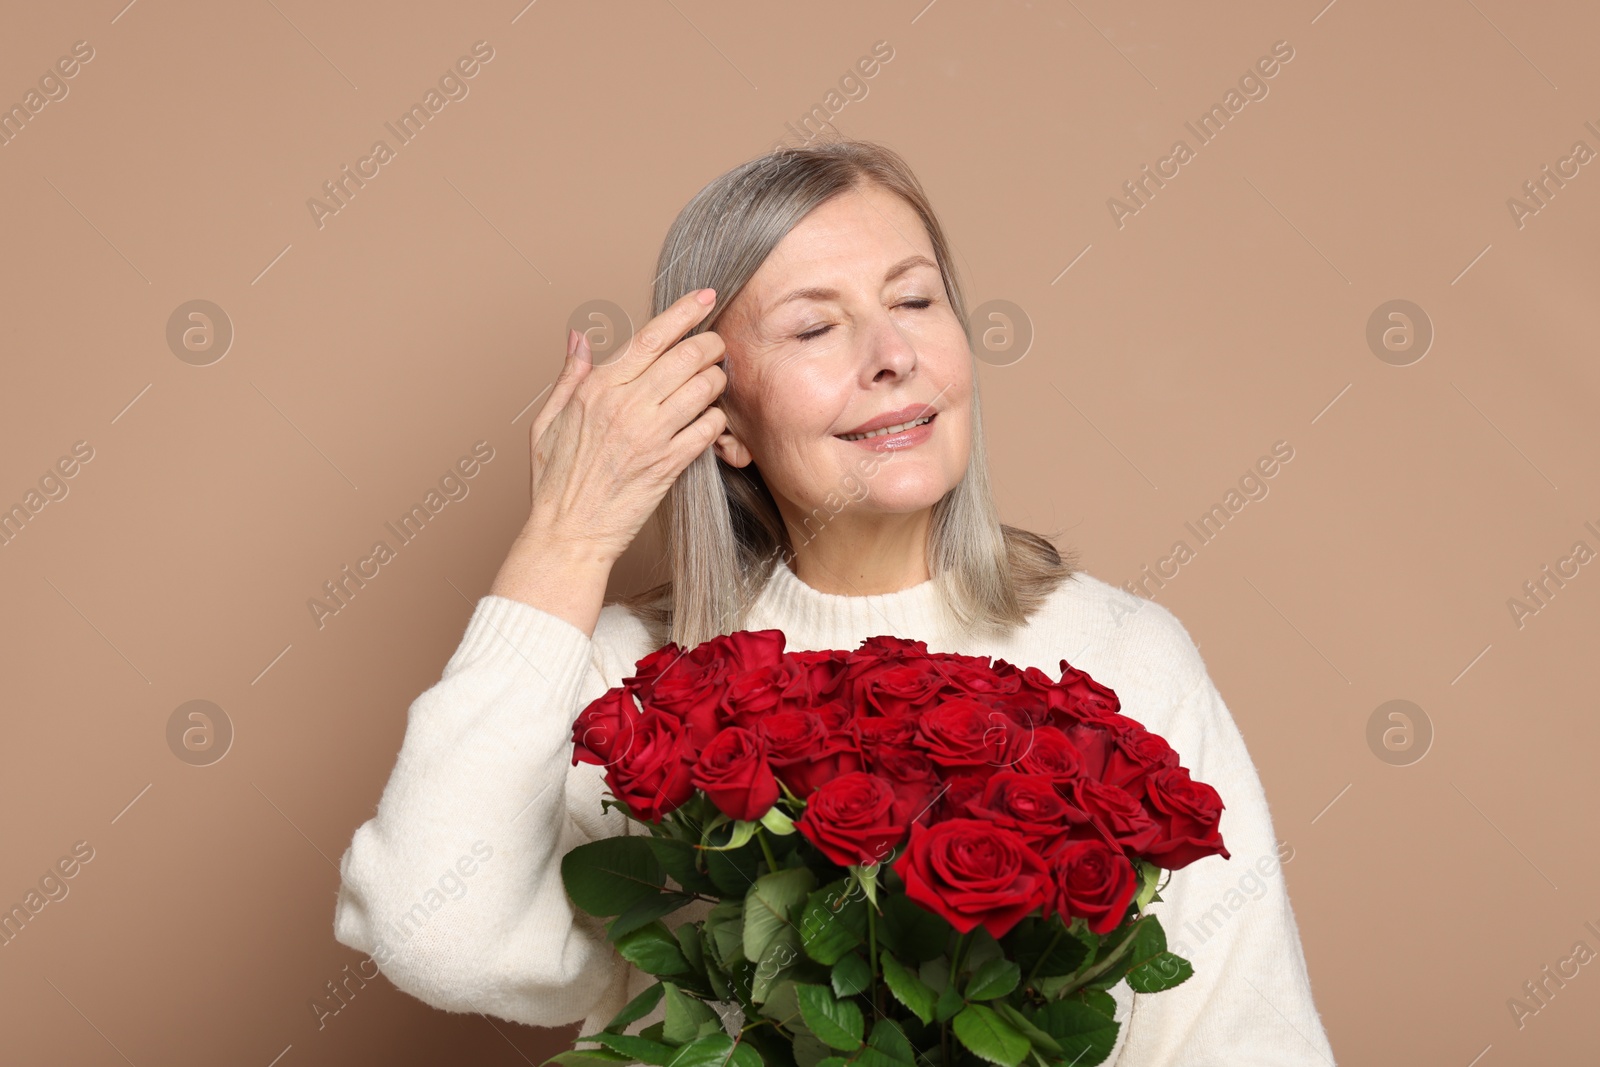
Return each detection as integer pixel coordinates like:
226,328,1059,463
2,0,1596,1063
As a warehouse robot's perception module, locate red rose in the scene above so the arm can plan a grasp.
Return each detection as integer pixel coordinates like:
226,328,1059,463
1012,725,1084,784
1064,778,1161,854
769,727,863,801
757,709,830,765
643,657,726,750
791,651,851,703
1057,719,1117,781
869,744,942,825
934,773,990,822
795,772,907,867
916,698,1015,770
933,657,1021,704
1101,727,1179,796
967,771,1075,855
692,629,786,672
853,715,917,750
1140,767,1230,869
1043,838,1139,934
894,819,1053,938
571,687,638,768
856,664,946,718
1054,662,1122,721
691,727,778,821
606,710,696,822
721,660,804,727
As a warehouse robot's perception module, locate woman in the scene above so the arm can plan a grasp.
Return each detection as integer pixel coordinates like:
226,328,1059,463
333,141,1335,1064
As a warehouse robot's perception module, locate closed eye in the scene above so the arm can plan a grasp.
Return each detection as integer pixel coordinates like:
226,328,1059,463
795,299,935,343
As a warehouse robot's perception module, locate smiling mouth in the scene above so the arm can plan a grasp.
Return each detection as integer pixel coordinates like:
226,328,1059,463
836,413,936,441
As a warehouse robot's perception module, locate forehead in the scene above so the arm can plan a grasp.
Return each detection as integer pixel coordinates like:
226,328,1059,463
743,185,936,306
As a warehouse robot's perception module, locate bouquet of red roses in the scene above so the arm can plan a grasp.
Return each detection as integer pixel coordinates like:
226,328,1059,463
551,630,1229,1067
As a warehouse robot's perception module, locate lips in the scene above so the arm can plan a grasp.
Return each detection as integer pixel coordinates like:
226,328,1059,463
836,402,941,438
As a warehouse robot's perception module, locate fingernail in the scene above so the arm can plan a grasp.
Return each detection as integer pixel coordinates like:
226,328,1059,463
696,288,716,306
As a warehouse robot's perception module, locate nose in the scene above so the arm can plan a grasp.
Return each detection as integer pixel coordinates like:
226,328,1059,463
861,305,918,383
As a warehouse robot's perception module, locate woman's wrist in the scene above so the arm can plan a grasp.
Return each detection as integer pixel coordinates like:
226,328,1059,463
488,521,615,637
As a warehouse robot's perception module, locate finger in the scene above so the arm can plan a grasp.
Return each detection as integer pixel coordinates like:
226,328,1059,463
639,328,726,407
614,288,717,375
660,361,727,433
666,403,727,470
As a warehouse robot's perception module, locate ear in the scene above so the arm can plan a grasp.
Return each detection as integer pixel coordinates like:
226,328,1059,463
712,421,754,468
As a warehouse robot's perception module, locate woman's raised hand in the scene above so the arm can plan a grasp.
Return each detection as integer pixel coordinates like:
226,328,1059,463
519,288,729,569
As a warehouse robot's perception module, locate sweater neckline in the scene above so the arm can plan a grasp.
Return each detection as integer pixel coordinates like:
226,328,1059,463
749,560,950,647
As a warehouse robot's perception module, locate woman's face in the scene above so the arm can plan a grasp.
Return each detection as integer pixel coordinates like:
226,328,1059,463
712,182,974,531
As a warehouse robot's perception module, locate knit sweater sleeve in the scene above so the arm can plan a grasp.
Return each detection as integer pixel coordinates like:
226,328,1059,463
331,593,634,1028
1112,669,1337,1065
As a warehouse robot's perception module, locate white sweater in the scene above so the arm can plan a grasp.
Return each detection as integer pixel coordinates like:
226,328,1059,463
333,562,1337,1065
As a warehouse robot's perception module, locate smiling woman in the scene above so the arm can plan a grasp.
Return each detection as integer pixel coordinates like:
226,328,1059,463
331,140,1335,1066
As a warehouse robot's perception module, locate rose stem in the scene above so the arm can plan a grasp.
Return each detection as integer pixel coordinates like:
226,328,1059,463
757,829,780,875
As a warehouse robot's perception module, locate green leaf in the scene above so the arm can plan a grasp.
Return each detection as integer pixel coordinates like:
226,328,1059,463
933,982,963,1023
757,978,803,1030
609,892,695,940
1127,951,1193,993
880,951,936,1025
704,819,760,852
676,923,707,972
798,880,866,965
543,1049,635,1067
704,900,746,972
851,863,880,908
856,1019,915,1067
830,953,871,998
1032,1000,1120,1067
658,1032,758,1067
1087,918,1166,991
918,956,950,993
964,957,1020,1001
584,1032,680,1066
794,983,865,1051
648,836,721,896
879,893,953,964
990,1002,1062,1057
562,837,666,916
1005,918,1087,979
744,867,816,963
791,1031,834,1067
702,929,734,1002
616,921,690,976
760,806,797,835
1134,859,1161,910
951,1005,1030,1067
662,981,722,1043
705,840,762,896
603,981,664,1034
750,926,803,1004
1079,988,1116,1018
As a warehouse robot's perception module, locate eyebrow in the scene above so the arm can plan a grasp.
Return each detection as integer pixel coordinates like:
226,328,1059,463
768,254,939,311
